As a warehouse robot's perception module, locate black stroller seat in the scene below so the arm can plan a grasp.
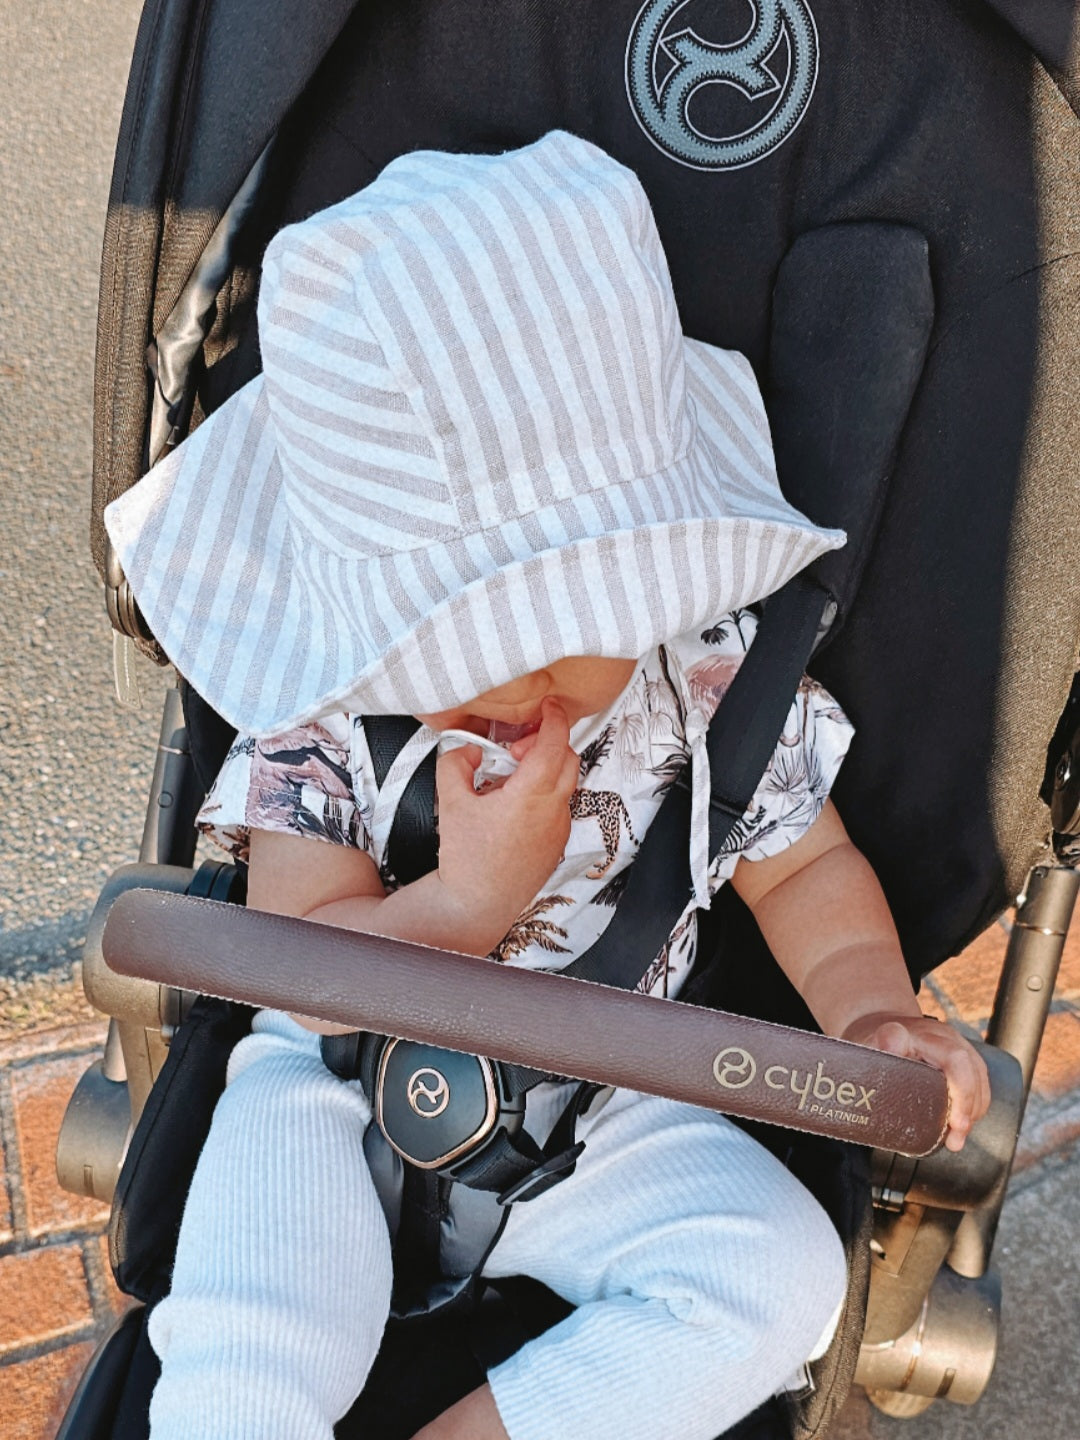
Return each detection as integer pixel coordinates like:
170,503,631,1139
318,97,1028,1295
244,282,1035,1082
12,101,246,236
60,2,1080,1437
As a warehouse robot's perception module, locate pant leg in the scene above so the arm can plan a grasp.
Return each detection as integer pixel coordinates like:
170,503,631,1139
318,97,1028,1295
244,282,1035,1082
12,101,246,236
148,1010,393,1440
483,1089,847,1440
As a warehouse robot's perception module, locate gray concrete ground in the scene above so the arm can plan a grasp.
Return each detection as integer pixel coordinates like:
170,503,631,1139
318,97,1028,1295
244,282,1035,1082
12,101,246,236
0,0,166,1033
0,2,1076,1436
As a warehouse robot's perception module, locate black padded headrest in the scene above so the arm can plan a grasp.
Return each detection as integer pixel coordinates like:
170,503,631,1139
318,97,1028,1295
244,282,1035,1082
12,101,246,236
767,222,934,630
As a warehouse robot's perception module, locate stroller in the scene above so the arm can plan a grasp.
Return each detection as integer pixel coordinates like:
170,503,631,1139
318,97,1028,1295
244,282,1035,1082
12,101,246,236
55,0,1080,1435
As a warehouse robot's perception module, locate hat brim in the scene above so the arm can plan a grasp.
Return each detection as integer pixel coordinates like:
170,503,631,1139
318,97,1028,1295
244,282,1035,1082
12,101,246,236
106,341,843,737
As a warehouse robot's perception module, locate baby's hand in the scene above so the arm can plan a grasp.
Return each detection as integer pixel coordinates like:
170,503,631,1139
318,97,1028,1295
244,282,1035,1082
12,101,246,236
434,698,579,940
841,1012,991,1152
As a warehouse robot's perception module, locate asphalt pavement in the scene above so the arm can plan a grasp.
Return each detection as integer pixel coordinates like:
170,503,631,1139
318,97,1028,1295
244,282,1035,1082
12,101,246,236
0,0,166,1035
0,3,1077,1437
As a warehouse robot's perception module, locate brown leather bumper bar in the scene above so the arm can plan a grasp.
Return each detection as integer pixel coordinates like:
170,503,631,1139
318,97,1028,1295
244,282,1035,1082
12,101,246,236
103,891,949,1156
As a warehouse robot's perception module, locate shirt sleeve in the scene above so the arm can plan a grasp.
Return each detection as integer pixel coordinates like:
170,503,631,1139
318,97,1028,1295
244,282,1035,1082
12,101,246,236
195,714,373,865
710,676,854,879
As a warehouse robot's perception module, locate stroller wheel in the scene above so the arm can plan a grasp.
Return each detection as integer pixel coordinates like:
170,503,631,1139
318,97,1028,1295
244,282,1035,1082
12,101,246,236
865,1387,936,1418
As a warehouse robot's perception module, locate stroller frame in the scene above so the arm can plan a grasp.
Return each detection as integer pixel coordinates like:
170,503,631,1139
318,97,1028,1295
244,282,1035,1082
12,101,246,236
60,0,1080,1433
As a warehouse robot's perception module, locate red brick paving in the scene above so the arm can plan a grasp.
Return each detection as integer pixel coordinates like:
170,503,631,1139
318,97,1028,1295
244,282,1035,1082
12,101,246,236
0,1024,130,1440
0,1247,95,1355
0,1343,96,1440
97,1234,131,1319
1,1162,13,1246
9,1054,111,1238
913,981,950,1023
922,921,1010,1027
4,902,1080,1436
926,917,1080,1100
1057,925,1080,999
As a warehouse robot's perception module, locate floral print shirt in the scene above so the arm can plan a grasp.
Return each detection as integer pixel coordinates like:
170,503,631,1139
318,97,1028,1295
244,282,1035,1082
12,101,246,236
198,609,853,1002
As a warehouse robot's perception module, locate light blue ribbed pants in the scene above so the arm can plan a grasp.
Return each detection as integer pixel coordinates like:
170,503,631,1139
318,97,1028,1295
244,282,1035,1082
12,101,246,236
148,1012,847,1440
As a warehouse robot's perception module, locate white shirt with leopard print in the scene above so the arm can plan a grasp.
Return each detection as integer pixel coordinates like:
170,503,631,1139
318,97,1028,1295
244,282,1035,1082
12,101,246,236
197,608,853,1002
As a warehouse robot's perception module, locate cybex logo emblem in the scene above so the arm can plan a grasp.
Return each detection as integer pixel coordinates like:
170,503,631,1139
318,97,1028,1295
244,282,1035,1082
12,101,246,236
625,0,819,171
712,1046,757,1088
764,1059,875,1116
406,1067,451,1118
712,1049,877,1123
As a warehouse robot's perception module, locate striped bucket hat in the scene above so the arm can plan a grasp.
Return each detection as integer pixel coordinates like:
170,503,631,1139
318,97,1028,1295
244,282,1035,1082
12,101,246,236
105,131,843,736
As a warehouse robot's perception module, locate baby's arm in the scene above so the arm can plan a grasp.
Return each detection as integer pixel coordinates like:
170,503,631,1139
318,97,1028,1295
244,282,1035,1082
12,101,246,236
730,799,991,1151
247,699,579,1030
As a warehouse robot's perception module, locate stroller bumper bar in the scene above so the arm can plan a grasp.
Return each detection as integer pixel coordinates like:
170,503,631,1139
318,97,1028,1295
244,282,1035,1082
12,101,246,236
100,889,950,1157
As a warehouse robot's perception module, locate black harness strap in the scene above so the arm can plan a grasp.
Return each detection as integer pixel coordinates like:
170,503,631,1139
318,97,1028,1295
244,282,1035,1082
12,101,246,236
497,572,830,1100
563,573,828,990
358,717,443,1296
390,1164,448,1312
363,715,439,885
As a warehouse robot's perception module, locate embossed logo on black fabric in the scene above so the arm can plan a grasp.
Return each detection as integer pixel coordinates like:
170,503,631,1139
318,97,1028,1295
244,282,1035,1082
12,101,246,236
625,0,819,171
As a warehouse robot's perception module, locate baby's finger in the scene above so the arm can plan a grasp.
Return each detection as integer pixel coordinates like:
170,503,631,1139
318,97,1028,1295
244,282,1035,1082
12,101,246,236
953,1038,992,1130
864,1020,915,1059
908,1033,988,1150
512,700,573,790
509,731,541,761
436,744,481,794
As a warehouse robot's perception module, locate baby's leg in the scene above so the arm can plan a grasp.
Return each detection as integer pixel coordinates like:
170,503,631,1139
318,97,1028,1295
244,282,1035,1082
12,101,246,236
482,1089,847,1440
148,1011,392,1440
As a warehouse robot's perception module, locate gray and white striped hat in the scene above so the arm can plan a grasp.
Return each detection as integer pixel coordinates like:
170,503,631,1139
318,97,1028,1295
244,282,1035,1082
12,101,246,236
105,131,843,736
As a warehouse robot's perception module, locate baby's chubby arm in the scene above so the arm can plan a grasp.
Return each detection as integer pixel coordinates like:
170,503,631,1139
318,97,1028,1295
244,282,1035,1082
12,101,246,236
247,698,579,1032
730,800,991,1151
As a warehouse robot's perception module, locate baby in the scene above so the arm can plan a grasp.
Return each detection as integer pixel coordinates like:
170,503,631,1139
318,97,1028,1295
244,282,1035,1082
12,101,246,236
105,132,989,1440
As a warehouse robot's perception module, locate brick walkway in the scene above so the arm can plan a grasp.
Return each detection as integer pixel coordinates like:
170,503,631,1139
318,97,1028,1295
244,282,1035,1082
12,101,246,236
0,1021,132,1439
4,918,1080,1437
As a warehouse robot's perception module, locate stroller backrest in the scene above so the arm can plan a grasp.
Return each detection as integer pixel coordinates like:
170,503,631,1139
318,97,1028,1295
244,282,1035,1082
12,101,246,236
91,0,1080,979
